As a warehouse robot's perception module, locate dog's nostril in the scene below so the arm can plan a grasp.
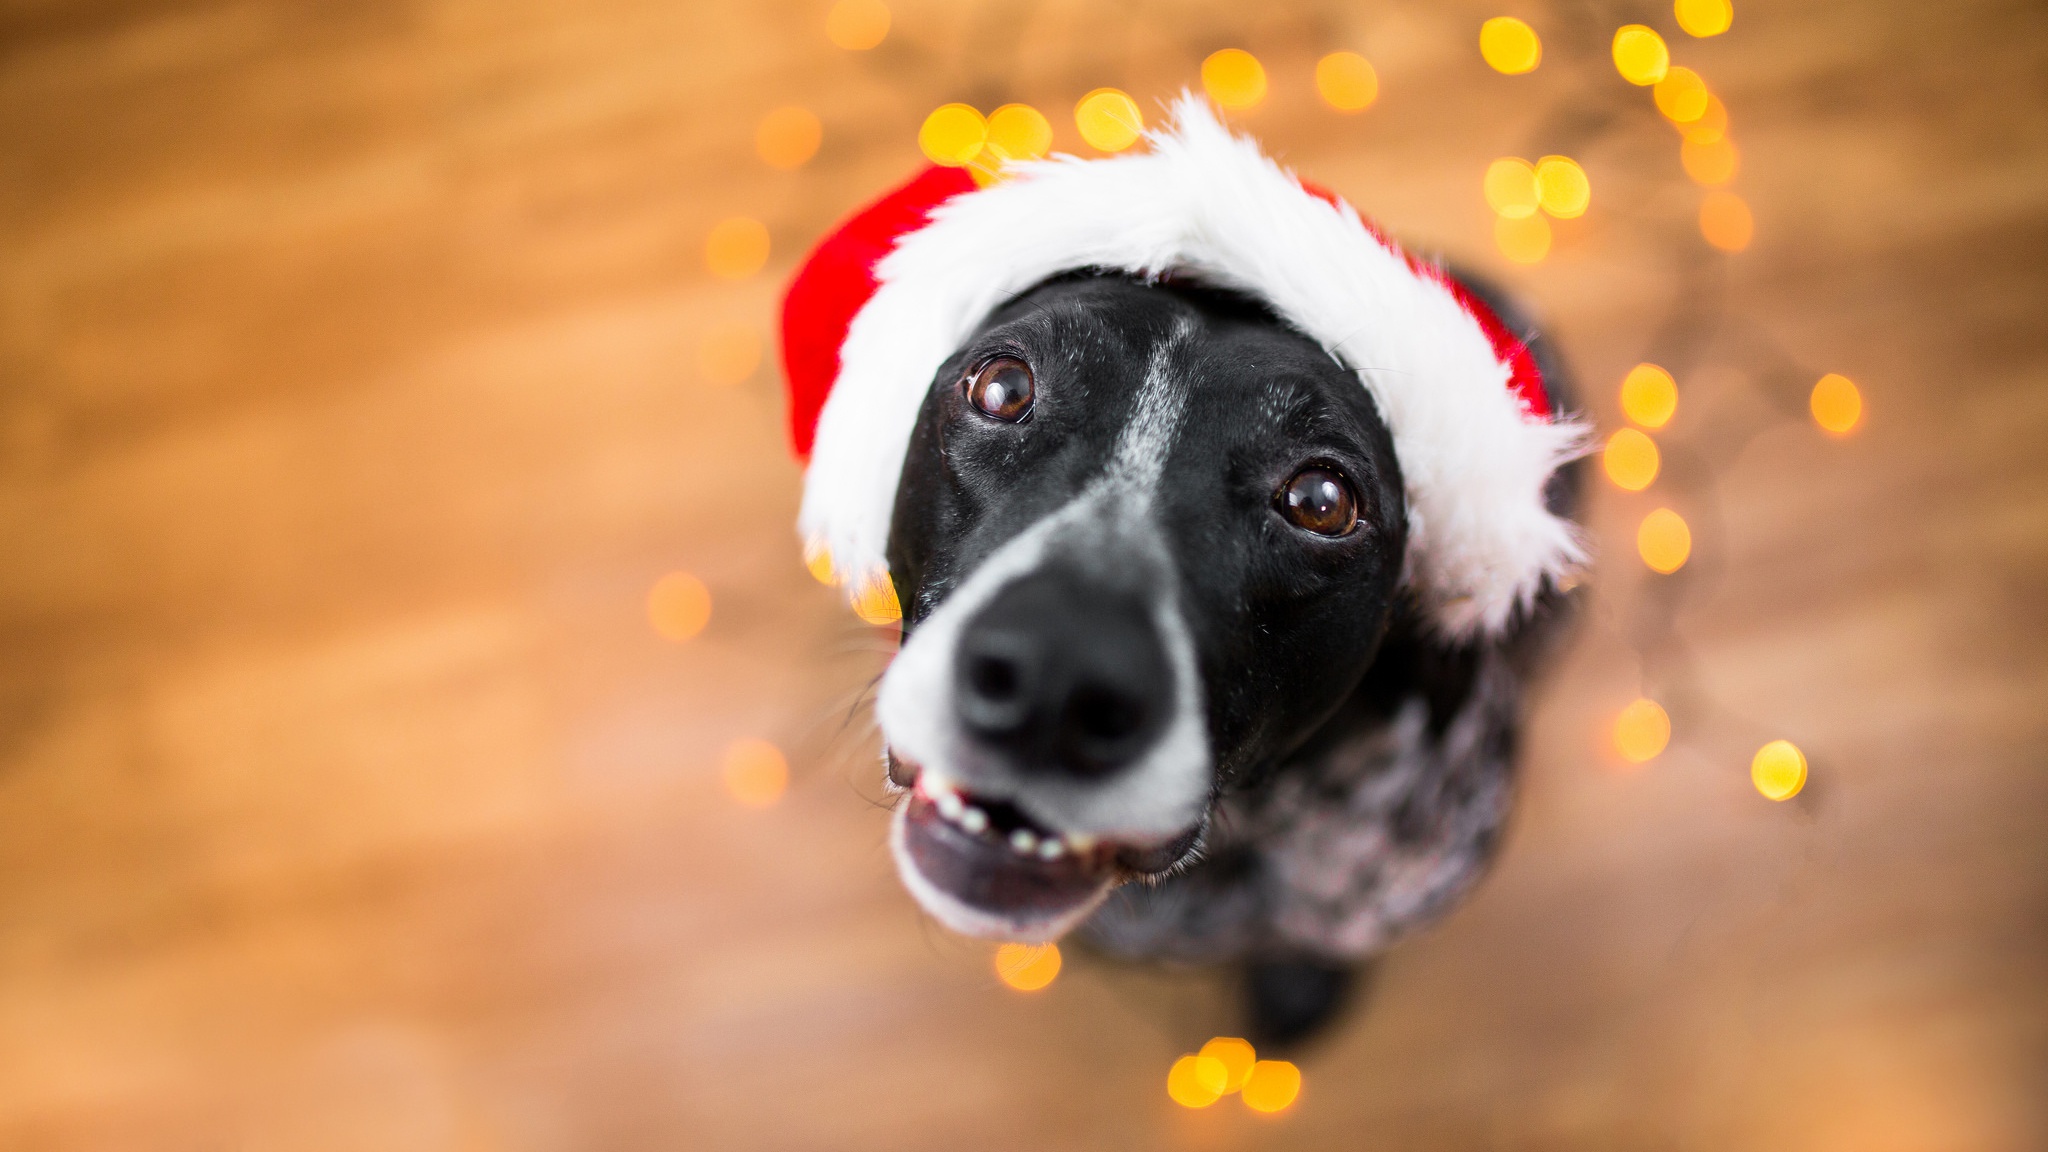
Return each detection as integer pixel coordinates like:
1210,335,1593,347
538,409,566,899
1069,683,1146,743
967,653,1022,701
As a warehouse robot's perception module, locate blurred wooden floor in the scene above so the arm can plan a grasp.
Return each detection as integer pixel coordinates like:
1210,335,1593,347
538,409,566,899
3,1,2045,1149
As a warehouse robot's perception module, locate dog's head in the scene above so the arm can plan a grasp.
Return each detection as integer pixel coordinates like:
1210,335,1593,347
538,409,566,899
877,274,1408,941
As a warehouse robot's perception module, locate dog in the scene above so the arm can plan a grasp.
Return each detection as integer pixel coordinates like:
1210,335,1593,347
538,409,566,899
781,99,1587,1045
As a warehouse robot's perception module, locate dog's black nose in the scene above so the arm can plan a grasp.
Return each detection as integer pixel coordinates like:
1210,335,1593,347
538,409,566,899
954,568,1171,778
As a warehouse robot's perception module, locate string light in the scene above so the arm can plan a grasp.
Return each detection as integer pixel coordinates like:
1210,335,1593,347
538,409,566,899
1810,373,1862,435
1612,25,1670,85
1167,1054,1229,1108
1751,740,1807,800
1315,51,1378,112
1637,508,1692,574
696,323,762,386
919,103,987,166
1699,190,1754,251
705,217,770,279
723,738,789,807
1675,0,1733,38
1241,1060,1302,1113
1614,698,1672,763
1681,135,1739,186
994,942,1061,990
1479,17,1542,75
1495,213,1551,263
1484,157,1540,218
647,571,712,640
852,577,902,625
1201,49,1267,110
1533,155,1590,217
1654,67,1711,123
1620,363,1679,428
1603,428,1660,490
1074,88,1143,152
825,0,889,50
755,106,822,170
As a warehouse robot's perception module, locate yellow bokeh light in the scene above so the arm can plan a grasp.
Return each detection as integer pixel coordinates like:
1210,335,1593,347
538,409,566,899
1167,1054,1229,1108
1699,190,1753,251
1075,88,1143,152
825,0,889,50
1683,94,1729,143
1752,739,1808,801
1479,17,1542,74
1534,155,1590,218
1241,1060,1302,1113
1620,363,1678,428
852,577,902,626
1495,212,1551,264
1614,698,1672,763
647,571,711,640
1484,157,1540,218
1315,51,1378,112
803,541,837,586
1676,0,1733,38
1681,135,1739,186
696,323,761,387
985,103,1053,163
1654,66,1711,123
919,103,987,167
1202,48,1267,110
1811,373,1862,436
705,217,770,280
994,942,1061,990
1612,24,1670,85
1199,1037,1257,1093
1637,507,1692,574
723,738,789,807
755,105,822,170
1603,427,1660,491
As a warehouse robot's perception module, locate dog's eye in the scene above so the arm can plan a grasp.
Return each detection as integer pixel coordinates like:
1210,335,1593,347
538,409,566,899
1278,467,1359,537
965,357,1034,421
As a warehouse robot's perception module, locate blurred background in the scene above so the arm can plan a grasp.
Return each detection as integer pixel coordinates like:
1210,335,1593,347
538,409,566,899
3,0,2044,1148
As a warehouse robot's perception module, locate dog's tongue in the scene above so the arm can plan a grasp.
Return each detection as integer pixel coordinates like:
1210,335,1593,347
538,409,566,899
892,793,1114,941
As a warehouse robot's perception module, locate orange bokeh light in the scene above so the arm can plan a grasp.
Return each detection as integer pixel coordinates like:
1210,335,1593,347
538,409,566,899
1637,508,1692,574
825,0,889,50
852,577,902,626
1075,88,1143,152
1167,1054,1229,1108
1811,373,1863,436
1200,1037,1257,1093
919,103,987,167
1480,17,1542,75
1676,0,1733,38
1241,1059,1302,1113
1699,190,1753,251
1614,698,1672,763
1495,212,1551,263
1534,155,1590,218
1654,66,1711,123
1603,428,1661,491
1681,135,1739,186
1612,24,1670,85
1620,363,1678,428
994,942,1061,990
704,217,770,279
1202,48,1268,110
1315,51,1378,112
1485,157,1540,219
1752,739,1808,800
647,571,711,640
722,738,789,807
755,105,822,170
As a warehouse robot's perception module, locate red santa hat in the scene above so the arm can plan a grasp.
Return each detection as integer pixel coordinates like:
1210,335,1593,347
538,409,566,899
780,96,1588,638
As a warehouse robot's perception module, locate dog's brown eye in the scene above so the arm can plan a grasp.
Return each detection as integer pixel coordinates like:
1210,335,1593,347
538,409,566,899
966,357,1034,421
1278,467,1358,537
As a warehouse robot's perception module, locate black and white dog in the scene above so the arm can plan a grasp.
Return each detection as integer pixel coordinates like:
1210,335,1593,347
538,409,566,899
782,100,1588,1043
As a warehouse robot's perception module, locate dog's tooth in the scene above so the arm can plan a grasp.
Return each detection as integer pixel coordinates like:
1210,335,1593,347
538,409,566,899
1037,838,1065,860
960,807,988,835
935,791,964,821
1009,829,1038,855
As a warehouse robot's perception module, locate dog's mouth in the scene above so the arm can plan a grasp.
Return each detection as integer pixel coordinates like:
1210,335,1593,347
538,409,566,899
887,752,1201,942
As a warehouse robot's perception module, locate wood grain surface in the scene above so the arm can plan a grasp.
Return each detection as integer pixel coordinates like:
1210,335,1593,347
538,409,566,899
2,1,2043,1148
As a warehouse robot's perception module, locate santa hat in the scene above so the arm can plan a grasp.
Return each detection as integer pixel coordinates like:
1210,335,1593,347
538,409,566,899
780,96,1588,638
